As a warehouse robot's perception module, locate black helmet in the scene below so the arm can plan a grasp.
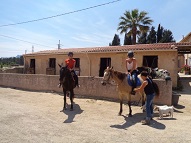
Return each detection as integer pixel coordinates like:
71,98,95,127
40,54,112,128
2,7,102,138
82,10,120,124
127,51,134,58
68,52,73,56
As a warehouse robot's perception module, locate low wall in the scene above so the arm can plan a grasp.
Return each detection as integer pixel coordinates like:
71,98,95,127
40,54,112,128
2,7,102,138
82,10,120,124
0,73,172,105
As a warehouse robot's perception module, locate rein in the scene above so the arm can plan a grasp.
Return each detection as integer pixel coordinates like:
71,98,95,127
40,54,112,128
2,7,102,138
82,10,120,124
104,70,125,86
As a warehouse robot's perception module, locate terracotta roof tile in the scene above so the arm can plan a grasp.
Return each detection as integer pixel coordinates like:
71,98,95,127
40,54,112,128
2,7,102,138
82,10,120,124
25,42,191,56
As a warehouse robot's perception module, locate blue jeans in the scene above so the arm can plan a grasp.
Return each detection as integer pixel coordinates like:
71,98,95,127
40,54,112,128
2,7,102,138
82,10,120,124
131,71,138,89
145,93,155,119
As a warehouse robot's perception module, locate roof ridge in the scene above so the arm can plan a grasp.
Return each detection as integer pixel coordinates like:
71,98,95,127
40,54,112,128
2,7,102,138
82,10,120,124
24,42,191,56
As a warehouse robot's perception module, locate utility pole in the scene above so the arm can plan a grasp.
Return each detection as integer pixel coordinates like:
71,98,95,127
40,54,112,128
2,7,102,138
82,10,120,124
32,46,34,53
58,40,61,49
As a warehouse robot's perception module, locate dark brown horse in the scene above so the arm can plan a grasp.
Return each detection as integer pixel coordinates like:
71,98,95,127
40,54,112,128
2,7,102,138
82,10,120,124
59,64,75,111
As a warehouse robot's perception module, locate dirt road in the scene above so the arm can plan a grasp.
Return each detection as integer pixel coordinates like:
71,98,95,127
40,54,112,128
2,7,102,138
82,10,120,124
0,87,191,143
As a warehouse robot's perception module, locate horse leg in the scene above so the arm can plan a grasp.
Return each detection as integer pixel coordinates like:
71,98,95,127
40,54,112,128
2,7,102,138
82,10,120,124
118,100,123,116
128,101,132,117
63,90,67,110
70,90,74,111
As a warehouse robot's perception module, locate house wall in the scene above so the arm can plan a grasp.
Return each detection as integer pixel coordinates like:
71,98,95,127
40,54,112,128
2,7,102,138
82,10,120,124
0,73,172,105
180,35,191,66
24,50,178,87
178,54,185,71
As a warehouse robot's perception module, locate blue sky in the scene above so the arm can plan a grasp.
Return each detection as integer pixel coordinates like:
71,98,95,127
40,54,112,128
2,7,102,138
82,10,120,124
0,0,190,57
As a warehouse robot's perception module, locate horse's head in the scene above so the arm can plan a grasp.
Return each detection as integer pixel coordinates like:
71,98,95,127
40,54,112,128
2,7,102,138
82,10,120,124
58,64,70,84
101,67,113,86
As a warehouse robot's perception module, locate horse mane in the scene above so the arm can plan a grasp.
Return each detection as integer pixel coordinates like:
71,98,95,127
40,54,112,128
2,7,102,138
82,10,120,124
113,70,126,81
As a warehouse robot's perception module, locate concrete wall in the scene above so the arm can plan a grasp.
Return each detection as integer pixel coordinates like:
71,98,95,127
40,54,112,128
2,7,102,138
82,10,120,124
0,73,172,105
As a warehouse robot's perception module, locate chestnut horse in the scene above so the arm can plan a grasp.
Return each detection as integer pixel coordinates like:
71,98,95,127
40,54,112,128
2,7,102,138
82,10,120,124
101,67,146,116
59,64,75,111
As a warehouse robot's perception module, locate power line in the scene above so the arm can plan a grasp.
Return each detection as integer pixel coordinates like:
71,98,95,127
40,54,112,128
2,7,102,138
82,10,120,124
0,0,121,27
0,34,54,49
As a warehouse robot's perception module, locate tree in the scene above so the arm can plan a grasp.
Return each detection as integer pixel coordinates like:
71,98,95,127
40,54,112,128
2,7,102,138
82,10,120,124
160,29,176,43
138,32,147,44
147,26,156,44
124,33,132,45
110,34,120,46
157,24,163,43
117,9,153,44
0,56,24,67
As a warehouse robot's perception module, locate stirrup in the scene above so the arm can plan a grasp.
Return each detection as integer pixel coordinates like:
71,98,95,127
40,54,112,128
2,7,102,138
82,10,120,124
130,91,136,95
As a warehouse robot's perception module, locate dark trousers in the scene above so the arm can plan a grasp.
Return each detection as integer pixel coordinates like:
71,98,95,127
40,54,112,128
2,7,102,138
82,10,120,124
71,70,79,86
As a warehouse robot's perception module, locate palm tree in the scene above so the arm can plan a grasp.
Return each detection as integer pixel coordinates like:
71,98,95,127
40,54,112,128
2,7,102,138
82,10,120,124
117,9,153,44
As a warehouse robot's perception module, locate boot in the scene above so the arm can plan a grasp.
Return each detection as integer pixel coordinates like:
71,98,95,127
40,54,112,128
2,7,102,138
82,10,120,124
141,119,150,125
57,83,61,88
130,90,136,95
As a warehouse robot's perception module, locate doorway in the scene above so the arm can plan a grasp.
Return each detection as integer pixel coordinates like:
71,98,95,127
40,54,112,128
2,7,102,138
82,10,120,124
30,59,35,74
99,58,111,77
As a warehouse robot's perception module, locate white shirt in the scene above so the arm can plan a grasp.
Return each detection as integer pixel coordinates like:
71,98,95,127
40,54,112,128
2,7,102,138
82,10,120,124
126,60,137,70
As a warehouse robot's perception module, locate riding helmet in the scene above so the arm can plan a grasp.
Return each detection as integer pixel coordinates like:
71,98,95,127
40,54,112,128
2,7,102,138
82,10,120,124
68,52,74,56
127,51,134,58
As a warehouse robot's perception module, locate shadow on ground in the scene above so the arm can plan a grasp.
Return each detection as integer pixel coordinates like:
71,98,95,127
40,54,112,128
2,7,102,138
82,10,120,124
61,103,83,123
110,113,166,130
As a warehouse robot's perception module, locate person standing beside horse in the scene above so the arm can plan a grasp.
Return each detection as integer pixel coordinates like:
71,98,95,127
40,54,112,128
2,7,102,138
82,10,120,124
126,51,138,95
134,71,156,125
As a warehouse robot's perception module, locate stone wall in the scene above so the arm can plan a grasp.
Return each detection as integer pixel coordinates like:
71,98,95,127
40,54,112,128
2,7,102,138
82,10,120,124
0,73,172,105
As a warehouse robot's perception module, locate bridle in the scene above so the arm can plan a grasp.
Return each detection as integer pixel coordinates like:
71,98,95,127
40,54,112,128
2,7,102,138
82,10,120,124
59,66,71,83
102,69,113,85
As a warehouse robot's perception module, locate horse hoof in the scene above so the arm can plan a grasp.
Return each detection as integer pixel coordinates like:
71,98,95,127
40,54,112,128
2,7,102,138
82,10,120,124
60,108,66,112
128,114,133,117
61,107,67,111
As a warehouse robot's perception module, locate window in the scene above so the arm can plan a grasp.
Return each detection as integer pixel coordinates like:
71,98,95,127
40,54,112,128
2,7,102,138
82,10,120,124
49,58,56,68
74,58,80,76
143,56,158,68
74,58,80,68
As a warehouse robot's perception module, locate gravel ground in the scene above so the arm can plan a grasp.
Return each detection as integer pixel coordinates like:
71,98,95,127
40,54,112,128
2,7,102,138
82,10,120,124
0,86,191,143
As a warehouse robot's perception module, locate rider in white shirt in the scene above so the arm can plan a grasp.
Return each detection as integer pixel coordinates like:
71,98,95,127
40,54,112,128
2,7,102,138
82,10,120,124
126,51,138,95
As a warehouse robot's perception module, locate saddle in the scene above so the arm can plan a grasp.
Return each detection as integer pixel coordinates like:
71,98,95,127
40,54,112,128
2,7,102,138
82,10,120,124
127,74,141,87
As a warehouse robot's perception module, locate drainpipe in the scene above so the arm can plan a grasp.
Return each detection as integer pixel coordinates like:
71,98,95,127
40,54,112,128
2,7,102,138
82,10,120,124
86,53,91,76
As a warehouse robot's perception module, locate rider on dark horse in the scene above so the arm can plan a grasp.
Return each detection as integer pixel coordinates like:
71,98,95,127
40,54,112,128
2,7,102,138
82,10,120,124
58,52,79,88
126,51,138,95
